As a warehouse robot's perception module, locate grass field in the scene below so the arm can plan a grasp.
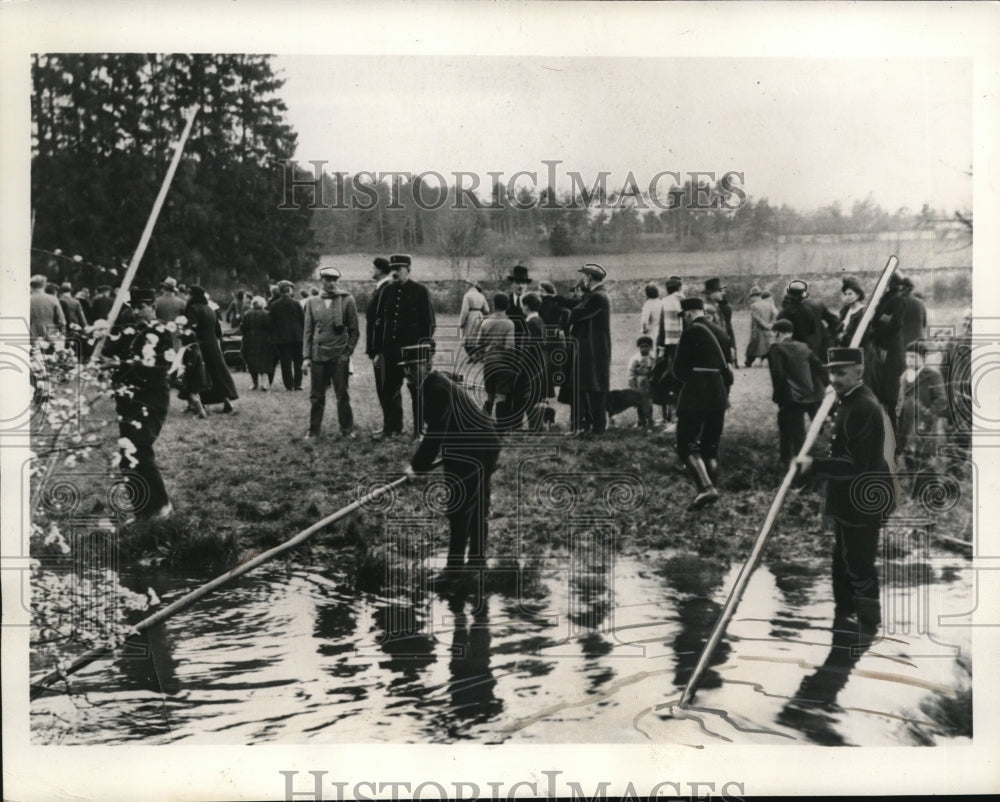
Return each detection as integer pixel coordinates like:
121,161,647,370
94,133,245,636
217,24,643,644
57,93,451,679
318,234,971,283
90,307,972,590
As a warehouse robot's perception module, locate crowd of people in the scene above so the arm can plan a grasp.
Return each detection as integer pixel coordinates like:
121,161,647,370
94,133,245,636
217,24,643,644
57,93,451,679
29,261,972,603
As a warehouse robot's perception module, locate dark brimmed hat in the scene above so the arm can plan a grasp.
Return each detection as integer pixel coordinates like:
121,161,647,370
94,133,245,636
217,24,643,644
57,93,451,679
129,288,156,306
319,266,341,280
704,277,726,294
373,257,391,273
841,276,865,300
772,319,793,334
680,296,704,312
786,279,809,298
665,276,683,292
188,285,207,302
389,254,412,269
888,272,905,288
637,335,654,347
397,342,434,366
508,264,532,283
578,263,606,280
900,276,915,290
825,347,864,367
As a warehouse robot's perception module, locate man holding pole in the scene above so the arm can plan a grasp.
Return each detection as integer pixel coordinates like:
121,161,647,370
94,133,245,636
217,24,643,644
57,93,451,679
402,342,502,585
795,347,896,631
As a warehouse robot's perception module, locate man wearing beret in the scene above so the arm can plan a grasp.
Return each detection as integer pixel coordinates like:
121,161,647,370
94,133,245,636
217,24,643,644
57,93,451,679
101,288,175,519
567,263,613,435
303,266,360,439
402,343,502,585
270,279,306,391
380,254,436,437
671,296,734,510
366,257,397,436
795,347,897,631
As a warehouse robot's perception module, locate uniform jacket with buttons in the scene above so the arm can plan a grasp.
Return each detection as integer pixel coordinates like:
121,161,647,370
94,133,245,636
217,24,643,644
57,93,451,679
813,382,896,526
381,279,435,357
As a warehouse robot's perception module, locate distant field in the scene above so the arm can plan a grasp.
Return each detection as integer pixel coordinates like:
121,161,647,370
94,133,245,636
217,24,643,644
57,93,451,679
318,234,971,283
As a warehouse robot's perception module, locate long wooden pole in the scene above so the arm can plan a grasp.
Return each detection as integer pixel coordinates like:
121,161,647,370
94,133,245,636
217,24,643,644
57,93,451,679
30,471,415,700
678,255,900,708
89,105,199,363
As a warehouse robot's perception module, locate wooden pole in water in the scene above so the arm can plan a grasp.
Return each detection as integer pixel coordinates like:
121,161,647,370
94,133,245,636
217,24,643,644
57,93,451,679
678,255,900,709
30,471,416,700
89,105,199,364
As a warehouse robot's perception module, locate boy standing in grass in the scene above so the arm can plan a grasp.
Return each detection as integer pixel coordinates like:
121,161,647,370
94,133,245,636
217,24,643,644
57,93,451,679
627,336,656,429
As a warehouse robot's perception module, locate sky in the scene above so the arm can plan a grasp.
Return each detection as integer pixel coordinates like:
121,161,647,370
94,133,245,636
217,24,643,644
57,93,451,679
272,55,973,215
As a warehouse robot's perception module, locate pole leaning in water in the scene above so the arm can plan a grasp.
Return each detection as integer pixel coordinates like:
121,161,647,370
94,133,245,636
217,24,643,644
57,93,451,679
30,469,426,700
678,254,900,709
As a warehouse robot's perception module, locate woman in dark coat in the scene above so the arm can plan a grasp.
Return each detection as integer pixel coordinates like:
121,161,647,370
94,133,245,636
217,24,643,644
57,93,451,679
186,286,239,413
836,276,867,347
238,296,274,390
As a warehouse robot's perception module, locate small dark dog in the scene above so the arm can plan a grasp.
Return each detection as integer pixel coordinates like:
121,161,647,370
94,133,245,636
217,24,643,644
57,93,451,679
605,389,653,428
527,402,557,431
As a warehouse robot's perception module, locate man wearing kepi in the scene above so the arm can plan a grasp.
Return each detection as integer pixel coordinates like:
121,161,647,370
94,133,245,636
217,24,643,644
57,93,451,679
795,347,897,631
381,254,436,437
672,296,734,511
402,342,502,585
303,266,360,439
102,288,175,520
568,263,612,435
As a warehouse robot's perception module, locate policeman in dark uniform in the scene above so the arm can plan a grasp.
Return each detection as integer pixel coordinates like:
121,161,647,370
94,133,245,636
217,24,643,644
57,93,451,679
795,347,897,631
671,296,734,511
401,343,503,586
365,257,396,437
380,254,436,436
102,288,175,519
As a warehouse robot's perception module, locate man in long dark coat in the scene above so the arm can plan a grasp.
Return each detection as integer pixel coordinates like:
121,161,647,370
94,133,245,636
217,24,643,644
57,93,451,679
671,296,733,511
568,263,612,435
899,276,927,348
863,272,907,436
402,343,502,587
503,264,533,429
778,279,839,362
365,257,396,437
703,277,738,367
380,254,436,437
796,347,896,631
270,280,305,391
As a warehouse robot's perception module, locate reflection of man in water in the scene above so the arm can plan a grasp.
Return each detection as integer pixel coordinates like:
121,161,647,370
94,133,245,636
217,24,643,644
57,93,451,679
445,596,500,731
795,347,896,631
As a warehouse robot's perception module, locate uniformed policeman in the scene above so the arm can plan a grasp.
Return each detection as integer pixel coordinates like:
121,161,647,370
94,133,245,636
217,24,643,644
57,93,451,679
402,343,502,586
671,296,734,511
380,255,436,437
795,347,897,631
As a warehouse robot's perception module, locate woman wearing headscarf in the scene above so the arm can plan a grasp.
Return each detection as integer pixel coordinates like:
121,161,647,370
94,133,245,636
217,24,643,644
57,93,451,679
836,276,867,347
239,296,274,390
185,285,239,413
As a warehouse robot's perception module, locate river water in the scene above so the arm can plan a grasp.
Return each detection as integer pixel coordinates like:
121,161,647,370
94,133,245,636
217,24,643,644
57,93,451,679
31,545,973,746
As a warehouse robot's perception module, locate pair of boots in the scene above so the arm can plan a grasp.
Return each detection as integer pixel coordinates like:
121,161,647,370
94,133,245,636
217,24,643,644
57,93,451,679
685,453,720,511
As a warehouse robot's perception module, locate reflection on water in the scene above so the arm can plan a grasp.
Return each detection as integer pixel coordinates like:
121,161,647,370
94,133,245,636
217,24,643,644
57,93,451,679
31,548,973,746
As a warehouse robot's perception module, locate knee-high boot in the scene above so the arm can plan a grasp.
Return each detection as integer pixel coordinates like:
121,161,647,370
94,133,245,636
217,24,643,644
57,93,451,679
685,454,719,511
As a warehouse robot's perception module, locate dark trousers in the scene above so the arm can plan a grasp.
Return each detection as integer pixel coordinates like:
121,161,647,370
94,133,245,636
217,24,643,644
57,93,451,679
275,342,303,390
676,406,725,460
115,390,169,517
777,402,812,464
445,465,494,568
371,355,398,433
383,358,419,435
585,391,607,434
309,357,353,435
831,521,881,626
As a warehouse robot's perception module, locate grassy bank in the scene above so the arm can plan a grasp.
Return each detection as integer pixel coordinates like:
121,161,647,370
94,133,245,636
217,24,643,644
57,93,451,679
71,309,969,589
